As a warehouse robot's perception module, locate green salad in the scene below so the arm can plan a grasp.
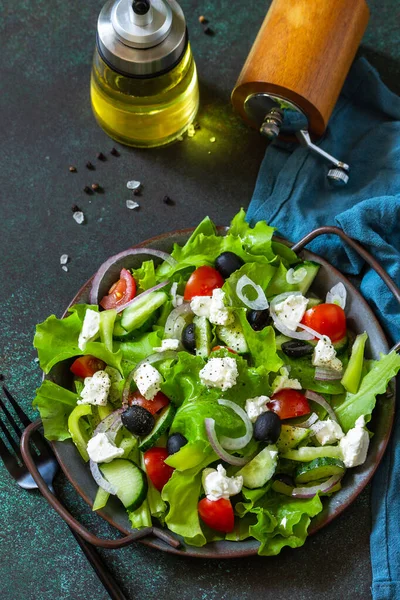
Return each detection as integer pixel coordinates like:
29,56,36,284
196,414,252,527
33,209,400,555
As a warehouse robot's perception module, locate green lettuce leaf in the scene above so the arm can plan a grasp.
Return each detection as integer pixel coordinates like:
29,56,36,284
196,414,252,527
33,380,79,441
236,310,283,372
162,455,214,547
229,209,275,260
279,353,345,395
128,500,152,529
222,262,276,308
158,352,206,406
335,351,400,432
131,260,157,293
34,305,123,374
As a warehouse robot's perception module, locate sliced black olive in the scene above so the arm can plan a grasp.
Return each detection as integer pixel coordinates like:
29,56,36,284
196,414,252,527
215,251,244,278
281,340,314,358
182,322,196,353
253,411,281,444
167,433,188,455
121,405,155,436
247,309,271,331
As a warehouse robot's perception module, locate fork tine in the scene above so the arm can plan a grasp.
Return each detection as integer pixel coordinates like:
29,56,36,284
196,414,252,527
2,386,31,427
0,434,19,474
0,396,22,438
0,415,22,457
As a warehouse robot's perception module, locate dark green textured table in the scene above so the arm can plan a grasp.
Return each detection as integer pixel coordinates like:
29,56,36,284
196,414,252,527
1,1,399,598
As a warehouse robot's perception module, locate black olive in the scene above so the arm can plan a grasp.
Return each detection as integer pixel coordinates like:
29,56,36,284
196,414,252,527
182,323,196,353
215,251,244,278
121,405,155,436
167,433,188,455
281,340,314,358
247,309,271,331
253,411,281,444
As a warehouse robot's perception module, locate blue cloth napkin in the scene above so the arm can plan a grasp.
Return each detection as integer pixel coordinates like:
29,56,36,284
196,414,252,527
247,57,400,600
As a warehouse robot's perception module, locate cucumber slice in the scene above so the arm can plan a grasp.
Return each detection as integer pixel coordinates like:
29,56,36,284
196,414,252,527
236,444,278,489
281,445,343,462
271,479,293,496
139,404,177,452
295,457,346,484
100,459,148,511
193,315,212,358
121,291,168,332
276,425,311,453
216,316,248,354
275,334,291,350
113,312,158,341
307,297,322,309
295,261,321,295
341,331,368,394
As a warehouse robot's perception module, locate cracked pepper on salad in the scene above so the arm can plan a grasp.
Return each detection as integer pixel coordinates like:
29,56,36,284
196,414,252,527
33,210,400,555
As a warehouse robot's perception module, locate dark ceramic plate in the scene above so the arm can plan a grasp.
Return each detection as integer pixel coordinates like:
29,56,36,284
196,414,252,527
49,228,394,558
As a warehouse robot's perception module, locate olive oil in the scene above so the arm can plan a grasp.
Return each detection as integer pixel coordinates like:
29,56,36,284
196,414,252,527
91,44,199,148
92,0,199,148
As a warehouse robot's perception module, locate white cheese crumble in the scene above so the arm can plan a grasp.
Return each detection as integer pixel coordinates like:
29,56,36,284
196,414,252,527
314,419,344,446
199,357,238,391
312,335,343,372
339,415,370,468
78,370,111,406
153,338,180,352
274,294,308,331
87,432,124,463
190,288,233,326
271,366,302,394
245,395,270,423
170,282,184,308
78,309,100,350
202,464,243,501
133,363,163,400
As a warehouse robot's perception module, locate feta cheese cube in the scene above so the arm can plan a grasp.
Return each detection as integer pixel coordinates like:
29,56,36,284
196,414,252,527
199,357,238,391
245,395,270,423
312,336,343,372
274,294,308,331
271,366,302,394
190,289,233,326
78,309,100,350
339,416,370,468
153,338,180,352
87,432,124,463
314,419,344,446
133,363,163,400
202,464,243,501
78,370,111,406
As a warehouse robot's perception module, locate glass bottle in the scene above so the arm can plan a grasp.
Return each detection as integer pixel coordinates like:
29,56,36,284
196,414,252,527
91,0,199,148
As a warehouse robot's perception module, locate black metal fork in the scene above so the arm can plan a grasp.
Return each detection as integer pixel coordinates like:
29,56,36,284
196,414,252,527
0,384,129,600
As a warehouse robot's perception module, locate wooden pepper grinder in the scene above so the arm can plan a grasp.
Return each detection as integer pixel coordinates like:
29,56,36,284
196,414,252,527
231,0,369,185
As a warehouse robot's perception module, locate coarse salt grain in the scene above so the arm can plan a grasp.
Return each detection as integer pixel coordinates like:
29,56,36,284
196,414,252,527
210,136,216,143
62,266,69,272
73,211,85,225
127,180,141,190
187,124,196,138
60,254,69,265
126,200,140,210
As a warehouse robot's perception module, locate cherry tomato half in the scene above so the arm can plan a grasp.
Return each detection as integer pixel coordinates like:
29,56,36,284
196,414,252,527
70,355,106,378
268,389,310,420
100,268,136,310
183,266,224,301
128,391,170,415
198,498,234,533
211,346,237,354
301,303,346,343
144,447,175,492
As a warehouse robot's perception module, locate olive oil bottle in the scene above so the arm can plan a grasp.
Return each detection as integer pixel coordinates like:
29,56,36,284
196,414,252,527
91,0,199,148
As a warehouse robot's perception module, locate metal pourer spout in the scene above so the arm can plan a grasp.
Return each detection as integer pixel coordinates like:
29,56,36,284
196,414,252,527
132,0,151,14
131,0,153,26
260,108,284,141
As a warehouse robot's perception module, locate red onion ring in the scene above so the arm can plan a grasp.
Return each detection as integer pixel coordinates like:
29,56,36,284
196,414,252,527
217,399,253,450
122,351,177,407
114,280,170,314
204,418,251,466
93,408,124,436
89,248,177,305
297,322,324,340
315,366,343,381
326,282,347,309
295,412,319,428
305,390,338,423
291,474,342,498
164,303,193,340
236,275,269,311
90,459,117,495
